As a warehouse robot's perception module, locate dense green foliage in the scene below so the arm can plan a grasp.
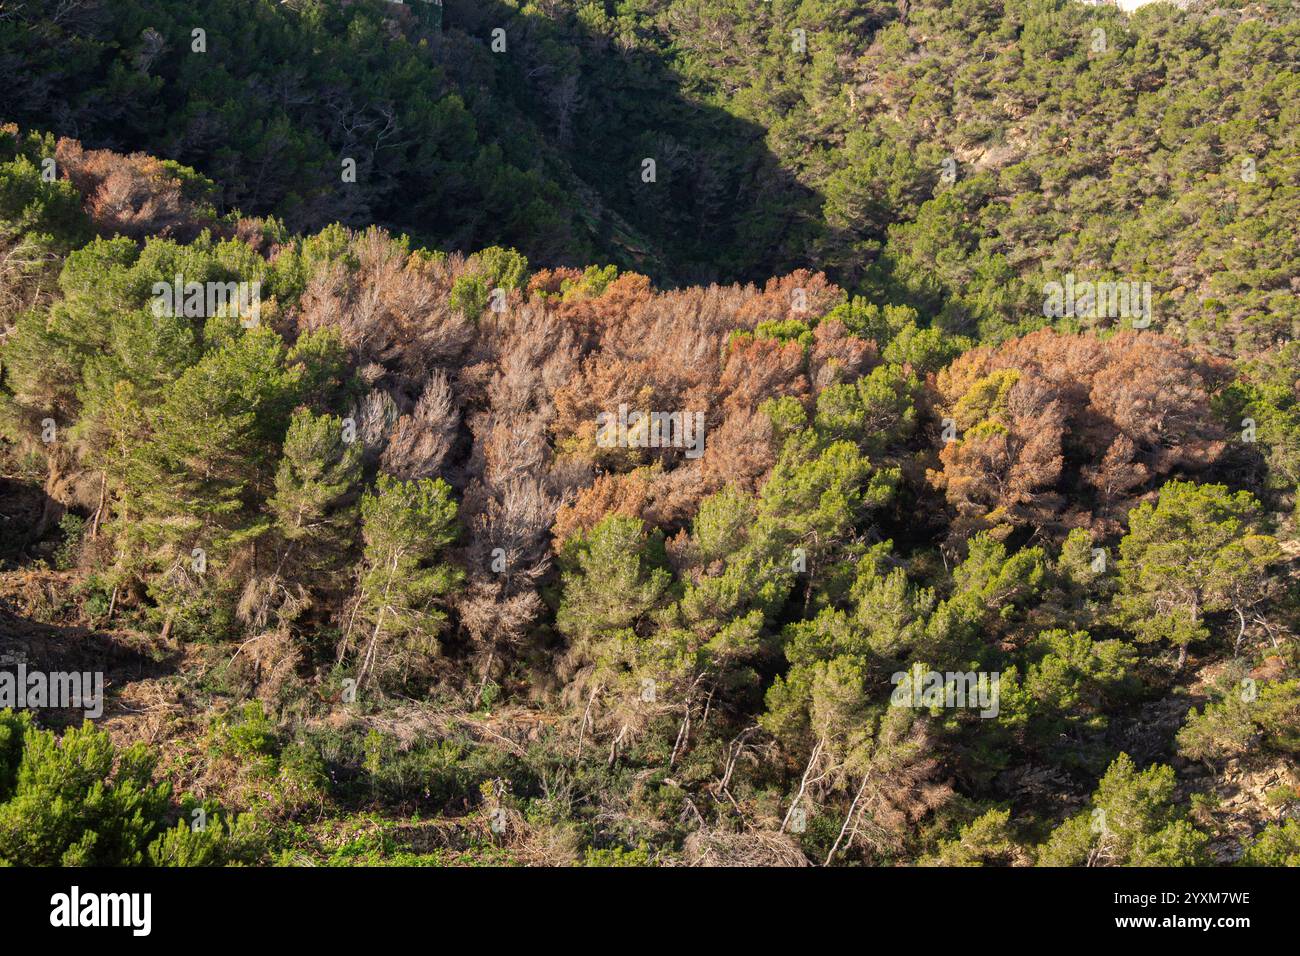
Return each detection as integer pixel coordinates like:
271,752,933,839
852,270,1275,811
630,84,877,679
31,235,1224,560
2,0,1296,348
0,0,1295,868
0,710,257,865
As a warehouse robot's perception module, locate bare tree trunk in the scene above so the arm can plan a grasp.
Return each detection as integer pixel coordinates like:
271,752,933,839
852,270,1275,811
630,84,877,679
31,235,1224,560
669,703,691,768
340,594,362,663
1254,616,1280,648
719,725,757,794
575,684,599,761
90,472,106,540
473,648,496,707
607,724,628,768
781,735,826,833
358,552,399,685
359,607,386,685
825,772,870,866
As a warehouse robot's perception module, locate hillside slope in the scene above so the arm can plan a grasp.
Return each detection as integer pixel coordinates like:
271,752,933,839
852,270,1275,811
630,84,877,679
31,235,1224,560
0,1,1296,868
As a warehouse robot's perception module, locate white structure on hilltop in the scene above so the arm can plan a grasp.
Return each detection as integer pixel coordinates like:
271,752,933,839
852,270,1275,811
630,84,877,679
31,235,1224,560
1082,0,1187,10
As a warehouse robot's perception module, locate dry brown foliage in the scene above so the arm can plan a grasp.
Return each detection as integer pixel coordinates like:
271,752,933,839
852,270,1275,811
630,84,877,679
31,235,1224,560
544,270,862,546
54,138,216,241
931,328,1230,540
296,228,475,394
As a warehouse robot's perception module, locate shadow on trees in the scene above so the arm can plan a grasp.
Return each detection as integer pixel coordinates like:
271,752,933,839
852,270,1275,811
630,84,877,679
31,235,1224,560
0,607,180,732
0,0,848,288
